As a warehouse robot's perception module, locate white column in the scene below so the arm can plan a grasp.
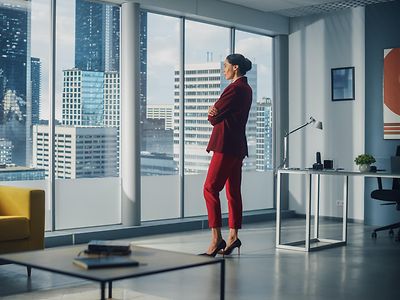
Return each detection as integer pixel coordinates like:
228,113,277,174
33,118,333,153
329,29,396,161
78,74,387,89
121,2,140,226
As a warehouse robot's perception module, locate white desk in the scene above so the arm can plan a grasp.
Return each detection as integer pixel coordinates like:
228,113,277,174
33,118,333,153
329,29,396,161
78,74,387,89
276,168,400,252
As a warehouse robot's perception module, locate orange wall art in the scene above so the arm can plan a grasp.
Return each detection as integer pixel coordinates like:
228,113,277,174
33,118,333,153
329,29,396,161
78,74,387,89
383,48,400,139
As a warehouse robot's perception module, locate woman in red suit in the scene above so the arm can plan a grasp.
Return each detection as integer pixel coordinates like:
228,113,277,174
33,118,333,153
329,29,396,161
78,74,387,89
201,54,253,257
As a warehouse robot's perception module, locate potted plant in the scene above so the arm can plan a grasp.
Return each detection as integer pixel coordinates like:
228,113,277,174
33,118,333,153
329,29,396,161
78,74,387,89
354,154,376,172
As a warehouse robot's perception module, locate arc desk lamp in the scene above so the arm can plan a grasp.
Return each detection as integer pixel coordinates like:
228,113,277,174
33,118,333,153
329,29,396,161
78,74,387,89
281,116,323,169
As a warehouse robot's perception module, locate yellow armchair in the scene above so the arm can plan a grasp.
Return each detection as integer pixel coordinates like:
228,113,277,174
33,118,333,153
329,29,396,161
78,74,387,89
0,186,45,255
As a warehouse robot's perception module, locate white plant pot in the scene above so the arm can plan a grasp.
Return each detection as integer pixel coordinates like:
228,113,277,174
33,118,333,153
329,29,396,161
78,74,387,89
359,164,370,172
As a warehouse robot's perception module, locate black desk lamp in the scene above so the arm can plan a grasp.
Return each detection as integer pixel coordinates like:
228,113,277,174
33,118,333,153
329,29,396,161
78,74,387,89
282,116,323,169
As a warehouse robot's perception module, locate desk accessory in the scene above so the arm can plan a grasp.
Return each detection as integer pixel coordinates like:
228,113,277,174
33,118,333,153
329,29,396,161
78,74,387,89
281,116,323,169
324,159,333,169
313,152,323,170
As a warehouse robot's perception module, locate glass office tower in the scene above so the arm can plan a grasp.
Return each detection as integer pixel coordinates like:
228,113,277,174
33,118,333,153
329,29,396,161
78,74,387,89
31,57,41,126
0,2,30,166
62,69,104,126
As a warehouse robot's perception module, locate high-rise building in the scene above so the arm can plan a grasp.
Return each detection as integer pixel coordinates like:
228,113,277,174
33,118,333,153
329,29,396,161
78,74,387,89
139,12,147,126
75,1,147,146
104,5,120,72
75,0,104,72
62,69,104,126
173,62,257,174
31,57,41,125
256,97,273,171
0,2,30,166
33,125,118,179
62,69,121,128
0,138,13,165
103,71,120,128
75,0,121,73
147,104,174,130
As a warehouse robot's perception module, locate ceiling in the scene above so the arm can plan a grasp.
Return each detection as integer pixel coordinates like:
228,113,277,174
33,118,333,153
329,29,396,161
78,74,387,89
221,0,397,17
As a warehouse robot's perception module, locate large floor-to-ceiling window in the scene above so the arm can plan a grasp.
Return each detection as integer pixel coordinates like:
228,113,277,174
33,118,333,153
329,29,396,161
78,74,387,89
48,0,121,229
235,30,275,210
0,0,50,228
182,20,231,217
140,12,180,221
1,1,275,231
139,14,275,222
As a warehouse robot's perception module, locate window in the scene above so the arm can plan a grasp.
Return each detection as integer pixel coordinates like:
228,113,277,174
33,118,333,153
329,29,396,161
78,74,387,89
236,30,273,171
235,30,274,210
0,0,49,228
140,12,180,221
52,0,121,229
183,20,230,217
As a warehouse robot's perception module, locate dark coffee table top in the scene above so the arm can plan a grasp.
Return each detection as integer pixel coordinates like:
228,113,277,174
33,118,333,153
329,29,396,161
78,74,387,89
0,245,223,282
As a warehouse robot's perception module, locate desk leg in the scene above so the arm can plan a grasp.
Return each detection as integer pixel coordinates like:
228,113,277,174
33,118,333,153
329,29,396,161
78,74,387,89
108,281,112,299
314,174,320,239
305,174,312,251
100,282,105,300
342,176,348,243
220,259,225,300
276,172,282,247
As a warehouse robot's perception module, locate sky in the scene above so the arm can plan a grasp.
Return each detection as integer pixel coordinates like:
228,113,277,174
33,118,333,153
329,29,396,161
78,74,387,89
28,0,273,120
31,0,75,120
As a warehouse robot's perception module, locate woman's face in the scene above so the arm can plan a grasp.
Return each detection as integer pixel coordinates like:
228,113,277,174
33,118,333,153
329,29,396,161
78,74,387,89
223,59,238,80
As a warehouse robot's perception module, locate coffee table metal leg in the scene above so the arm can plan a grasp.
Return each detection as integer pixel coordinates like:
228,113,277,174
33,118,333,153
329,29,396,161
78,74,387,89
108,281,113,299
220,260,225,300
100,282,105,300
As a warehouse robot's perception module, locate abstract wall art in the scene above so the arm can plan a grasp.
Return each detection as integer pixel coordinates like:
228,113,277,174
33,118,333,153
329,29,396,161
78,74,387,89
383,48,400,139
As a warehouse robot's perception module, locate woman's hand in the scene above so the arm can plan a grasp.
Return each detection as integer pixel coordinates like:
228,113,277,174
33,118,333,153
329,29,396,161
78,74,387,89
208,105,219,117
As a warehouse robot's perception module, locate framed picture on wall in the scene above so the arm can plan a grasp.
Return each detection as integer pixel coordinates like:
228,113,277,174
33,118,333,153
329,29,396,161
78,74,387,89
331,67,355,101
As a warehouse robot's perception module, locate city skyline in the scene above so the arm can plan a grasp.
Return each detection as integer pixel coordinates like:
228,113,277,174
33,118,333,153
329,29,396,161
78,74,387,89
1,0,273,172
28,0,272,121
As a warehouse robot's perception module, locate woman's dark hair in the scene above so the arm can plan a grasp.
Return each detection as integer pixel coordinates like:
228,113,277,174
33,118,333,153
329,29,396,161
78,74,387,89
226,54,252,75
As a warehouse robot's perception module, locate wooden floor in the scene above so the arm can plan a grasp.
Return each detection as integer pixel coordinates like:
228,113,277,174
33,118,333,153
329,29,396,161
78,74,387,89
0,218,399,300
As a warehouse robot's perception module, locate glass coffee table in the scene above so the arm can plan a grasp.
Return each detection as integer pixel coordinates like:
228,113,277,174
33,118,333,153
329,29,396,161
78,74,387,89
0,245,225,300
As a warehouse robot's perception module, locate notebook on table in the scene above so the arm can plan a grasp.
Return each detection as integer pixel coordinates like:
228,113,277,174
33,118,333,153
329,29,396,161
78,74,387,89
73,255,139,270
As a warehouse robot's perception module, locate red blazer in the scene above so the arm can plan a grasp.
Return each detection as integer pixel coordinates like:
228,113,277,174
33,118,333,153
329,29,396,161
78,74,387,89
206,77,252,158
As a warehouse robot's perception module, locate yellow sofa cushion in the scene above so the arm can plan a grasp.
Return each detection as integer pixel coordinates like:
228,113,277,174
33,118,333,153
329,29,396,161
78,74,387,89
0,216,30,242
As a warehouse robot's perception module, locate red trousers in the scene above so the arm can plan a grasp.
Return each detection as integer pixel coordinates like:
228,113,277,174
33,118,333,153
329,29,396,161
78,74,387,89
203,152,243,229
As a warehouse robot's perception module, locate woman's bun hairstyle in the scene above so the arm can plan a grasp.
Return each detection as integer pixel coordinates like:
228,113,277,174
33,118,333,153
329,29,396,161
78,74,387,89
226,53,252,75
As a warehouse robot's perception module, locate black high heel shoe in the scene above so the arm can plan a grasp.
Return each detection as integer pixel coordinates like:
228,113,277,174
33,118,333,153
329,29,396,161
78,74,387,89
223,239,242,256
199,239,226,257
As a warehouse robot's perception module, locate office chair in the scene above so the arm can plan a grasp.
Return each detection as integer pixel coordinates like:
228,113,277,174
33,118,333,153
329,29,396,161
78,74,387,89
370,146,400,240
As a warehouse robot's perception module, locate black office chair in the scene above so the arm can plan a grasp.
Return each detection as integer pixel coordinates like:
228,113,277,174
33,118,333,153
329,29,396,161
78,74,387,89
371,146,400,240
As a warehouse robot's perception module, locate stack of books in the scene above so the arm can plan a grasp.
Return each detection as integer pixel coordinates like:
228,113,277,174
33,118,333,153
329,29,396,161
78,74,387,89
73,240,138,270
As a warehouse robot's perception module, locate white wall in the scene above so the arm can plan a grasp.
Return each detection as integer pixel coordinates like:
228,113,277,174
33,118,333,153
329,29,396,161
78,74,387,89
288,8,365,220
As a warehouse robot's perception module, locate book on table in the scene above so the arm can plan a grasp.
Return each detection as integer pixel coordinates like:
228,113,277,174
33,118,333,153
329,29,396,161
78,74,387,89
86,240,132,255
73,256,139,270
